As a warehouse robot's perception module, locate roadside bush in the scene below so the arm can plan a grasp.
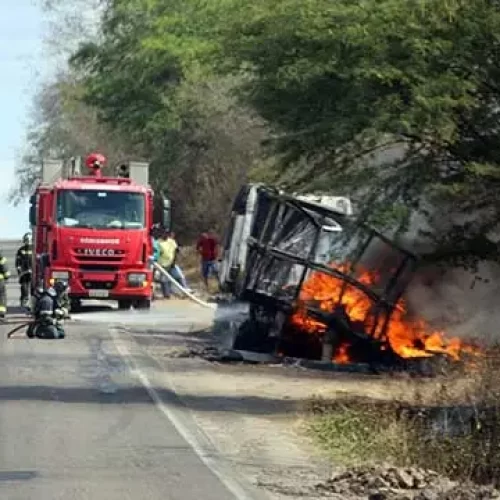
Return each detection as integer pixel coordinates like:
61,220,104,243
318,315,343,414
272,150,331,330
306,351,500,486
178,245,200,284
307,397,417,467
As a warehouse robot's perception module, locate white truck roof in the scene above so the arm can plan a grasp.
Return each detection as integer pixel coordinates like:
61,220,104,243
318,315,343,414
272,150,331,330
41,158,150,186
293,194,353,216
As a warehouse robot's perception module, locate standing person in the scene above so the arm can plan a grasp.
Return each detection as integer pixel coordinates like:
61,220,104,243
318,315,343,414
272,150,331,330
196,230,219,289
15,232,33,309
152,233,160,263
157,231,178,298
0,248,11,319
168,232,191,292
151,227,161,301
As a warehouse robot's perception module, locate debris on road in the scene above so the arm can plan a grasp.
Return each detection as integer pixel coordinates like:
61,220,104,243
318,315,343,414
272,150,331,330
314,465,500,500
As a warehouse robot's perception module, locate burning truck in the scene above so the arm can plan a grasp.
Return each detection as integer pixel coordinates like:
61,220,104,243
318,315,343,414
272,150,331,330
219,184,478,368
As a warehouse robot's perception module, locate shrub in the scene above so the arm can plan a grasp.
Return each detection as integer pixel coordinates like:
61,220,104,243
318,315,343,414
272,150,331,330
307,349,500,485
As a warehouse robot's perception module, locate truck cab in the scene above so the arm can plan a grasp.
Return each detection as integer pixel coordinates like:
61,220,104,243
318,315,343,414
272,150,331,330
218,183,353,295
29,156,171,311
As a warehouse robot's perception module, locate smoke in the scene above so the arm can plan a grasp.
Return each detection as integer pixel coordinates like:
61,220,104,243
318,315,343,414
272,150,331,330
399,206,500,345
346,205,500,345
405,262,500,345
213,302,250,349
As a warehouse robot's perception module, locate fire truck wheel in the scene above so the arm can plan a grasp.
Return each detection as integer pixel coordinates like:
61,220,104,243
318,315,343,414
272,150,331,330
134,298,151,310
118,300,133,310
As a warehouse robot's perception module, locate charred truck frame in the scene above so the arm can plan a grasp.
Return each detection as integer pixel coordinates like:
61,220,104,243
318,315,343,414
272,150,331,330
225,185,419,365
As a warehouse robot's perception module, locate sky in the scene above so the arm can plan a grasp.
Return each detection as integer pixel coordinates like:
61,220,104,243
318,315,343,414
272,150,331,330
0,0,44,239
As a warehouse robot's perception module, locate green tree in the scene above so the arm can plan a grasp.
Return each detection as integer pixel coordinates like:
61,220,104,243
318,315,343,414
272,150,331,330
209,0,500,260
39,0,267,239
12,71,140,203
12,0,124,202
23,0,500,257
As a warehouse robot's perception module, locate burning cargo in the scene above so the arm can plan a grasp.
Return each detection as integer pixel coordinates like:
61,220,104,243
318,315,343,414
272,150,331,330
219,184,478,367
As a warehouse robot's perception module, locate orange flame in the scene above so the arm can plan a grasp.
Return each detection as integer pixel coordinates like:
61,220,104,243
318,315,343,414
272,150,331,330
334,343,351,364
290,263,480,363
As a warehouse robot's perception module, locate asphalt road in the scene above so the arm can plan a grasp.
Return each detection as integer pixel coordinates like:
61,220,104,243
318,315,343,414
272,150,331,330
0,240,254,500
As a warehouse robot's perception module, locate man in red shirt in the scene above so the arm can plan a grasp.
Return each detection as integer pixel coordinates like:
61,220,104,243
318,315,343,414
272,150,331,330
196,230,219,289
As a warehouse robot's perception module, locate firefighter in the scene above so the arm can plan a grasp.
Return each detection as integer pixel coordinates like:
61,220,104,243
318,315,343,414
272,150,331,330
26,283,66,339
54,280,71,319
0,248,10,319
15,232,33,309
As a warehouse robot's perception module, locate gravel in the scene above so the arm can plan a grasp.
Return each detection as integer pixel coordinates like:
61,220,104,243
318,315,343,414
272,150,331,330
311,465,500,500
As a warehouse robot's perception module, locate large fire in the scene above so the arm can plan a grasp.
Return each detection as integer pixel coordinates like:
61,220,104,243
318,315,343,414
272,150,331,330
290,264,480,364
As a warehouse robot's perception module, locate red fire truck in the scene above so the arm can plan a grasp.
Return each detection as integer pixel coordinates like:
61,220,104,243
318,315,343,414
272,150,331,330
29,154,170,311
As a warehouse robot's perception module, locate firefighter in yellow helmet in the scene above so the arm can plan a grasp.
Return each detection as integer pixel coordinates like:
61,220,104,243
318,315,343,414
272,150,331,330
0,247,11,319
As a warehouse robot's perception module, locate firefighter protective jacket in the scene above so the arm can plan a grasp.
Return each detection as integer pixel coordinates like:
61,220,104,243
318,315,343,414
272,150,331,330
0,254,10,281
15,244,32,275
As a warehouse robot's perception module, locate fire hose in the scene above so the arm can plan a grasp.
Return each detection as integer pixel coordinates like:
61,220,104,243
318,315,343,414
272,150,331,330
7,322,32,339
153,262,216,310
7,317,66,339
7,264,215,339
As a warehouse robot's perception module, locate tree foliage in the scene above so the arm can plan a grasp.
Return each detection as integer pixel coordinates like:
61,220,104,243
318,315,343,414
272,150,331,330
12,71,138,204
17,0,500,256
16,0,266,240
210,0,500,259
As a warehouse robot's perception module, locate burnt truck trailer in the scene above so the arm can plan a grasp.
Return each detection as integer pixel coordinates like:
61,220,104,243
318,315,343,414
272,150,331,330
219,184,418,364
219,183,354,296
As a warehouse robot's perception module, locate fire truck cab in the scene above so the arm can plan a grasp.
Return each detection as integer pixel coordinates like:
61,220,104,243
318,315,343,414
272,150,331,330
29,156,171,311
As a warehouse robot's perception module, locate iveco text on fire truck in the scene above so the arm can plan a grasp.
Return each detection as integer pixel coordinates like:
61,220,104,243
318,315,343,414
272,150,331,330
29,154,171,311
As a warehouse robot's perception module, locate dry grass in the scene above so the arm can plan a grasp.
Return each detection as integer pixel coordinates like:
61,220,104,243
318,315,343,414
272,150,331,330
178,245,201,285
306,350,500,486
307,397,416,467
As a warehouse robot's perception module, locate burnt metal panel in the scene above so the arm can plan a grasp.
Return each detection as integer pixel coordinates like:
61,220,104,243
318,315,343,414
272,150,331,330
237,186,418,352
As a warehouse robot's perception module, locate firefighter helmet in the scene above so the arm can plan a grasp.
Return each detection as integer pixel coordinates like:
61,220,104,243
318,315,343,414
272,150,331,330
53,280,68,296
22,232,31,245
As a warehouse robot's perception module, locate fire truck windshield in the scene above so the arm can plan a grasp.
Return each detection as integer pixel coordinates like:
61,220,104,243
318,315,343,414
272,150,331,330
56,189,145,229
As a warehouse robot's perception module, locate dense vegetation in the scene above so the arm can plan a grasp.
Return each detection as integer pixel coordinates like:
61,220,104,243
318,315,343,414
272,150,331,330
16,0,500,254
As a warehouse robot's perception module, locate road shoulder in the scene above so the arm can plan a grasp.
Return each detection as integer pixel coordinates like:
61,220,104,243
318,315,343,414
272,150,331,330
109,326,270,500
113,325,342,499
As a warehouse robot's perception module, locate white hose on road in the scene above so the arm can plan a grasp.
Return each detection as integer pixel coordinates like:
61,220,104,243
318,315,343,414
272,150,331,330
153,262,216,310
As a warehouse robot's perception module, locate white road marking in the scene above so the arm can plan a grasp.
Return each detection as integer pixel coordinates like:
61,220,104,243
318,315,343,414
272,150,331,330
110,327,261,500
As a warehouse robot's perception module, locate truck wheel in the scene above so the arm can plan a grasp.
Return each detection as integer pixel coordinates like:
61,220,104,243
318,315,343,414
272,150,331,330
134,298,151,310
118,300,132,310
233,318,274,352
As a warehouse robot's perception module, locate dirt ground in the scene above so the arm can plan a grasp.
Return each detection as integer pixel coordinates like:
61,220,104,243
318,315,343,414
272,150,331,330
159,252,494,498
123,304,451,499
